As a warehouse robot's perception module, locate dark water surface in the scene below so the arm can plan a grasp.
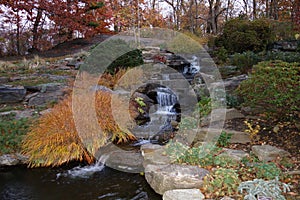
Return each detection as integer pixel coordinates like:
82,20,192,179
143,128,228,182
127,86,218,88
0,165,162,200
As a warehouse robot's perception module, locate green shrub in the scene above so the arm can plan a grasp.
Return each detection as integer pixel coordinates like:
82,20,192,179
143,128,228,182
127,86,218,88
0,116,32,154
230,51,262,73
217,18,273,53
88,39,143,74
202,168,241,198
179,116,198,130
265,51,300,63
226,94,241,108
165,141,222,167
236,60,300,119
214,154,239,168
270,21,297,41
217,131,233,147
106,48,143,74
215,46,228,64
196,96,212,119
255,162,283,180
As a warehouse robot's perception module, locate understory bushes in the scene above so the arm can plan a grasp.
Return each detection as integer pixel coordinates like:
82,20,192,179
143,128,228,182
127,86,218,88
216,18,273,54
236,60,300,120
228,51,300,73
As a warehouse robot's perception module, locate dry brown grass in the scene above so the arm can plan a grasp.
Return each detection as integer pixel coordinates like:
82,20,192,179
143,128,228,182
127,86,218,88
22,96,93,167
22,70,137,167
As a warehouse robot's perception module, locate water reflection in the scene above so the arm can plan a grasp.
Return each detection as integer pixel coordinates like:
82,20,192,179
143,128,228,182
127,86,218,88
0,166,161,200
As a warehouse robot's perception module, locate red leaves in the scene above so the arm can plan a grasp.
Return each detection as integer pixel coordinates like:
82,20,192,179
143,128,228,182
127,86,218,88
1,0,112,55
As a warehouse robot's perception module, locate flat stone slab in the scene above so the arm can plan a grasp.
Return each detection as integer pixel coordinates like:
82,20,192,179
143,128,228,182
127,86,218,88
145,164,209,195
193,128,250,145
0,154,28,166
225,108,245,120
201,108,245,127
252,145,291,162
141,143,171,168
0,109,37,119
220,149,249,161
0,85,26,103
96,143,144,173
163,189,205,200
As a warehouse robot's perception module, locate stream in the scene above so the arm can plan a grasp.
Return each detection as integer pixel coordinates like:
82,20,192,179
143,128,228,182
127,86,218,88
0,164,161,200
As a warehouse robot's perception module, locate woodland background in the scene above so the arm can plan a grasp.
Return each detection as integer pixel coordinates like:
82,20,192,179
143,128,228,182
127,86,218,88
0,0,299,56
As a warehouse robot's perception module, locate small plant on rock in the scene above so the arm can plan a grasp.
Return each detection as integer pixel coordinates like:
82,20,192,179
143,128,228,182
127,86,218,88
134,97,146,114
217,131,233,147
165,141,222,167
196,96,212,119
178,116,198,130
202,168,241,198
164,140,189,162
244,120,260,142
254,162,283,180
214,154,239,168
238,177,291,200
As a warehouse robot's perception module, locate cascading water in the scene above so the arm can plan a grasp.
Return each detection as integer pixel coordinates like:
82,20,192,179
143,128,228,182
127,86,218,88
56,154,109,179
156,88,177,114
131,86,179,144
183,55,200,77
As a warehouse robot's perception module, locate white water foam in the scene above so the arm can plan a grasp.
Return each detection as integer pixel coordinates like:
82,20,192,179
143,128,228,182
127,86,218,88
56,154,109,179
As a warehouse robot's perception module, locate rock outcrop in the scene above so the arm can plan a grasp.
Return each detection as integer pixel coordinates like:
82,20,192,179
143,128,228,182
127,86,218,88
145,164,209,195
0,85,26,103
163,189,205,200
252,145,291,162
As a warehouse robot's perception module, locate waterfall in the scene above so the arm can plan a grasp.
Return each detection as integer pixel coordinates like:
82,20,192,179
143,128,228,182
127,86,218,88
156,88,177,114
56,154,109,179
183,55,200,75
131,86,179,143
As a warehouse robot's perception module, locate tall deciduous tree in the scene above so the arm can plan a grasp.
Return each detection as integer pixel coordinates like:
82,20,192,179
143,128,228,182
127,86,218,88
0,0,111,54
206,0,226,34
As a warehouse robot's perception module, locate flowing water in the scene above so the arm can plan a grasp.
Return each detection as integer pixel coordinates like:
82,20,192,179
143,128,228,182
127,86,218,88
0,162,161,200
131,86,179,140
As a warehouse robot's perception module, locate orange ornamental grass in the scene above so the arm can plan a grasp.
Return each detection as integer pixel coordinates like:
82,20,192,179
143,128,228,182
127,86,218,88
22,71,136,167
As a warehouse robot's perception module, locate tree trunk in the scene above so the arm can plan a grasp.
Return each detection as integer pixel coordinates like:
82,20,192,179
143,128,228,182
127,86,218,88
16,12,21,55
266,0,269,18
195,0,199,33
188,0,194,32
207,0,222,34
242,0,248,15
32,8,43,50
253,0,256,19
225,0,230,21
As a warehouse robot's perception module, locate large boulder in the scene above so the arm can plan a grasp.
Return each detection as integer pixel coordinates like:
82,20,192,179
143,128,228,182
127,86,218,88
141,143,171,168
219,149,249,162
0,154,28,166
96,143,144,173
163,189,205,200
145,164,209,195
192,128,250,146
252,145,291,162
26,83,67,107
0,85,26,103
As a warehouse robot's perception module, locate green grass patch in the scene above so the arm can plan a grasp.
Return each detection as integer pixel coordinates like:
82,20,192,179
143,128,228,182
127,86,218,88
0,115,34,154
